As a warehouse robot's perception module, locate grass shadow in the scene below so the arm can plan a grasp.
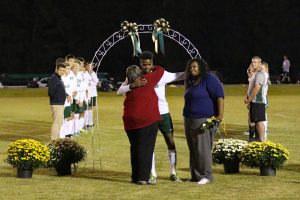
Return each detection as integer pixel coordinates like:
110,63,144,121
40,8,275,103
173,121,249,141
284,164,300,173
73,169,131,183
0,120,51,142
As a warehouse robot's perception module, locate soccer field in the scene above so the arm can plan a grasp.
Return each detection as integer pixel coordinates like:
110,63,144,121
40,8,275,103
0,85,299,200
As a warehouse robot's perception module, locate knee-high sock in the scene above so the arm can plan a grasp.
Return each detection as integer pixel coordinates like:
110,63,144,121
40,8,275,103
168,150,176,175
74,114,80,133
88,110,93,126
79,117,84,130
249,125,255,139
84,111,89,126
66,119,73,135
151,153,157,177
59,119,66,138
263,121,268,139
70,118,74,135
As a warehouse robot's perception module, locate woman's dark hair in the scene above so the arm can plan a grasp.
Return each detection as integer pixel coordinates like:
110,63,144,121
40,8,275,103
184,58,209,89
139,51,154,60
126,65,142,84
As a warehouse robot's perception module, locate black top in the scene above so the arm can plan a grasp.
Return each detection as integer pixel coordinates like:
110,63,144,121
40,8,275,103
48,73,66,105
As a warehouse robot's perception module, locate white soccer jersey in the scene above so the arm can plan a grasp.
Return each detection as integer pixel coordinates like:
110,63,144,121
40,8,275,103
263,72,269,105
61,75,71,107
88,71,99,98
155,71,185,114
74,72,86,102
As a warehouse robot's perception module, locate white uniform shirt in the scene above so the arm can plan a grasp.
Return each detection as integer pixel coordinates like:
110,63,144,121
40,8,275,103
74,72,86,102
85,71,99,98
62,74,71,106
263,72,269,105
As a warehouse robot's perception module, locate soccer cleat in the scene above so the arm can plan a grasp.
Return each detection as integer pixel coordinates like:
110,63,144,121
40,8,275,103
149,174,157,184
170,174,182,182
80,129,88,134
197,178,210,185
136,181,156,185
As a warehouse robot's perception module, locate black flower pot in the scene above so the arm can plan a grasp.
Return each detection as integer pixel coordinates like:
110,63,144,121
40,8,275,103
223,160,240,173
55,163,72,176
260,166,276,176
17,168,33,178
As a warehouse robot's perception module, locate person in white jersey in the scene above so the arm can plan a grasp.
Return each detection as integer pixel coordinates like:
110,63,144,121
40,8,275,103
117,51,184,183
84,61,99,128
60,64,74,138
261,62,269,139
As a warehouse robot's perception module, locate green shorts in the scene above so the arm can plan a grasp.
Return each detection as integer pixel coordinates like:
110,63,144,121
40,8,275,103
88,97,97,107
75,101,87,114
64,106,72,118
158,113,174,134
71,100,77,112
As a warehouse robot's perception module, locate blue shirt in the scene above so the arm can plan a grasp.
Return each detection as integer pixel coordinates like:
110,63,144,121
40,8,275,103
183,73,224,119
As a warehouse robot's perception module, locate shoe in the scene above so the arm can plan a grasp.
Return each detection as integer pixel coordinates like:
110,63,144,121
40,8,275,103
80,129,88,134
170,174,182,182
149,174,157,184
136,181,156,185
65,134,73,138
197,178,210,185
244,131,249,136
136,181,147,185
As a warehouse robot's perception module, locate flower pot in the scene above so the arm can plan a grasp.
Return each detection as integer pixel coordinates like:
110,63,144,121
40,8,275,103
55,163,72,176
17,168,33,178
223,160,240,173
260,166,276,176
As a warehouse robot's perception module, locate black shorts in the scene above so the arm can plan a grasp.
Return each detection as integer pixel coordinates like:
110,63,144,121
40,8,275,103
250,102,266,123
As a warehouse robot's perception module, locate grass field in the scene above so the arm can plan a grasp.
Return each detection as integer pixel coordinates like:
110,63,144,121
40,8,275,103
0,85,299,200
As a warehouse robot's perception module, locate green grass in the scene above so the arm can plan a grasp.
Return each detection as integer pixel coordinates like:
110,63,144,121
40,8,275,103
0,85,299,200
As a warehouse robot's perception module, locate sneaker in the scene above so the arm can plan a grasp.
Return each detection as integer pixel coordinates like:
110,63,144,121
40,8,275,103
149,174,157,184
80,129,88,134
244,131,249,136
170,174,182,182
197,178,210,185
136,181,147,185
136,181,156,185
65,134,73,138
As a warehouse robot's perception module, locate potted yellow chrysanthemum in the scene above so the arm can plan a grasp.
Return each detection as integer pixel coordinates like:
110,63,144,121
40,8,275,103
6,139,50,178
241,141,289,176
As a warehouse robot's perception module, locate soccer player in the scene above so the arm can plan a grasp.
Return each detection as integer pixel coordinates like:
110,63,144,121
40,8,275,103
85,61,99,128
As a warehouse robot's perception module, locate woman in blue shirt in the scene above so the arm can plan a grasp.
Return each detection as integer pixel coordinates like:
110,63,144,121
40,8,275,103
183,58,224,185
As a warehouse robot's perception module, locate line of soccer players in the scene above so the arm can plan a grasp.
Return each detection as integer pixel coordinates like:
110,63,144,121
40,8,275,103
56,54,99,138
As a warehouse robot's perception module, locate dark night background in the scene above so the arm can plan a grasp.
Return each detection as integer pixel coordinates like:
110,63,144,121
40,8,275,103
0,0,299,83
